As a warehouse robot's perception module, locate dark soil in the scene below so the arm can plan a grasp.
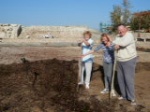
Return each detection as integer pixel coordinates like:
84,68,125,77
137,47,150,52
0,59,149,112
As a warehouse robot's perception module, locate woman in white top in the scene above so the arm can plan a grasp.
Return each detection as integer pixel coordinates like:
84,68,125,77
78,31,94,89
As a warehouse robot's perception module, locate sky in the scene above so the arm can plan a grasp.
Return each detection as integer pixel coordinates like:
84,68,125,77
0,0,150,29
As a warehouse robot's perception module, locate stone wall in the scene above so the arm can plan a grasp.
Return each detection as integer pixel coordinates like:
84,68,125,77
132,32,150,42
0,24,22,38
133,32,150,38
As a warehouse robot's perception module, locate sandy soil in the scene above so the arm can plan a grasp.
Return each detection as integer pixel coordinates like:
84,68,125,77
0,46,150,64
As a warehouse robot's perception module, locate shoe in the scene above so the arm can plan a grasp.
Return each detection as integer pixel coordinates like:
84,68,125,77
78,82,84,85
85,84,90,89
100,89,109,94
118,96,124,100
131,100,137,106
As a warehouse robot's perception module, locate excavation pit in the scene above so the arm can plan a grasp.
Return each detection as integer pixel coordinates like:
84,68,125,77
0,58,149,112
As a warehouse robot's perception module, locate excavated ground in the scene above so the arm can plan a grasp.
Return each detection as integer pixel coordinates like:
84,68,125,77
0,58,150,112
0,46,150,112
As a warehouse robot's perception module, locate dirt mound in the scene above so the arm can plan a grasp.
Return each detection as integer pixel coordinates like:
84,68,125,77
0,59,77,111
0,59,116,112
0,59,149,112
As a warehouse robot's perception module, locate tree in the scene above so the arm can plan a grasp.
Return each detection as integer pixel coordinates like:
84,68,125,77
130,17,139,30
122,0,131,24
110,0,131,30
130,11,150,31
110,5,122,30
144,15,150,30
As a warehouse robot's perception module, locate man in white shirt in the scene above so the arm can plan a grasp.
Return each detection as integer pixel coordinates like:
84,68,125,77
113,25,137,105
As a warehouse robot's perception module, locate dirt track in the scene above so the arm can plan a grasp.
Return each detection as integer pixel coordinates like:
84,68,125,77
0,47,150,112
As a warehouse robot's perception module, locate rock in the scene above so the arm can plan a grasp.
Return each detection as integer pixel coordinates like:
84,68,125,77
0,32,5,38
0,24,22,38
26,35,30,39
11,25,22,38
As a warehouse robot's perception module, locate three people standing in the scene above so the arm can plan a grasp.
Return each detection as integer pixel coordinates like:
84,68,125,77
78,25,137,105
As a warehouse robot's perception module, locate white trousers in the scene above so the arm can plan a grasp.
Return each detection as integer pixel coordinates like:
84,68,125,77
80,62,93,85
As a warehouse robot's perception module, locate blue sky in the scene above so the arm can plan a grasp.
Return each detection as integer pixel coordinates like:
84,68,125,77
0,0,150,29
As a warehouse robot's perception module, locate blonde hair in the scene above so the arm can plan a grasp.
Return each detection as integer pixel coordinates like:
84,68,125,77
100,33,111,43
83,31,92,38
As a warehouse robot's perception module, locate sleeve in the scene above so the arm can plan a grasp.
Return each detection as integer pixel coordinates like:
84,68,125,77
94,44,103,52
89,39,94,46
113,33,134,47
82,43,86,46
109,43,116,50
82,39,94,47
112,37,119,45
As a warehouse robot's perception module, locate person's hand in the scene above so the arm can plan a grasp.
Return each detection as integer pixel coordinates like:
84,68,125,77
115,45,120,50
77,40,81,43
107,35,112,42
77,39,83,46
77,42,82,47
77,39,84,43
80,54,86,58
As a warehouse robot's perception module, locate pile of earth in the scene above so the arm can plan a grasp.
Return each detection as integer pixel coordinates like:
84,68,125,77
0,58,149,112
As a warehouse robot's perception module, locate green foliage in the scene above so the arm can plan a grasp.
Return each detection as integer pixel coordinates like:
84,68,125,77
130,13,150,31
109,0,150,32
110,0,131,31
110,5,122,30
144,15,150,29
130,17,139,30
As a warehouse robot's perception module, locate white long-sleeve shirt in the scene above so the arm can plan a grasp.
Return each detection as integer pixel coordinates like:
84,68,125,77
82,38,94,62
113,32,137,62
